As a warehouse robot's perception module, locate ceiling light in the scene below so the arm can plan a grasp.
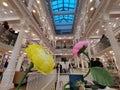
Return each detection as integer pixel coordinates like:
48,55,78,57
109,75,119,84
65,53,67,55
90,0,93,2
90,40,93,43
25,30,29,33
32,33,35,36
59,37,61,39
37,0,40,4
4,11,7,14
8,50,12,53
15,31,19,33
60,53,62,55
10,10,13,13
109,22,111,24
3,2,8,7
24,53,26,55
102,25,104,28
116,17,119,20
32,10,36,13
113,24,116,27
90,7,94,11
109,51,113,54
68,37,72,39
96,30,99,34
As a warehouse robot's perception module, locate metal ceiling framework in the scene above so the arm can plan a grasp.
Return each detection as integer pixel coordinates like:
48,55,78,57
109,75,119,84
50,0,78,35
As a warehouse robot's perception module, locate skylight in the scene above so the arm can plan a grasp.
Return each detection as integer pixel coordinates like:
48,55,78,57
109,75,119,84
50,0,77,35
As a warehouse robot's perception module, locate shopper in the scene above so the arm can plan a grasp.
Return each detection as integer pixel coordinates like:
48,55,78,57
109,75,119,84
89,58,95,67
4,60,8,68
2,21,9,30
56,63,62,73
7,28,14,45
0,21,10,43
94,58,103,67
0,21,9,36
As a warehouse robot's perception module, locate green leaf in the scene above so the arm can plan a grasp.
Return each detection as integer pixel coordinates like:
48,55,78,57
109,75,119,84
64,82,70,90
90,67,114,86
78,46,87,55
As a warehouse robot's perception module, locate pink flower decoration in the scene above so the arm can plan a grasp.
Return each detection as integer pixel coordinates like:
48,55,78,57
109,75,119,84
72,41,89,57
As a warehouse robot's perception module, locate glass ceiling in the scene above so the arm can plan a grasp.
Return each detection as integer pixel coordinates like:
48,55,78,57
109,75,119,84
50,0,77,35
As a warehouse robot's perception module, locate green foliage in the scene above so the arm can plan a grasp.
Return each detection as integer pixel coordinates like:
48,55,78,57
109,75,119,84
90,67,114,86
64,82,70,90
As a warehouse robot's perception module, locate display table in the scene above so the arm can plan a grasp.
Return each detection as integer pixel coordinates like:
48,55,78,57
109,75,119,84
13,71,26,84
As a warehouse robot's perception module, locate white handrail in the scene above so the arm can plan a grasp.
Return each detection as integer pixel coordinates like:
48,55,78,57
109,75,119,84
56,65,60,90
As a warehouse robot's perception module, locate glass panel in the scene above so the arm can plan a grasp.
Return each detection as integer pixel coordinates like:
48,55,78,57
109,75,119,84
64,8,68,11
58,0,62,3
70,0,75,4
58,4,63,8
70,4,74,8
59,8,63,11
64,0,69,3
50,0,77,34
51,1,57,5
52,5,57,9
56,25,72,30
64,4,68,7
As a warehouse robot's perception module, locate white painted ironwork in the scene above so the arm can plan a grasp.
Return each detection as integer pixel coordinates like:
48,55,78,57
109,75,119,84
26,71,56,90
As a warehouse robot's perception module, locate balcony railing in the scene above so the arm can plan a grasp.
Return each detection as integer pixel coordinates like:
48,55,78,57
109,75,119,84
56,46,73,49
0,27,18,46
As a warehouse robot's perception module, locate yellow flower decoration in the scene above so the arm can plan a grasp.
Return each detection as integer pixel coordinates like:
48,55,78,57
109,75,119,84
25,44,55,74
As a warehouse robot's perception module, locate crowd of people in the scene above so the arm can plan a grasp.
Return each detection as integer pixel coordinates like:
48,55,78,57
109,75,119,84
0,21,19,45
89,57,103,67
56,61,71,73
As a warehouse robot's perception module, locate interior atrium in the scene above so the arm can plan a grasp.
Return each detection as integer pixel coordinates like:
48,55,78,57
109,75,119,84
0,0,120,90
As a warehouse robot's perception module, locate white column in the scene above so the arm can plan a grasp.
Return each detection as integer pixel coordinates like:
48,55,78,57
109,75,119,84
54,40,56,48
87,40,92,58
53,55,56,63
81,55,85,70
27,0,35,11
0,20,26,90
105,21,120,70
85,61,88,68
73,40,75,46
15,54,26,71
83,16,86,32
92,46,96,55
74,58,77,68
77,57,80,68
